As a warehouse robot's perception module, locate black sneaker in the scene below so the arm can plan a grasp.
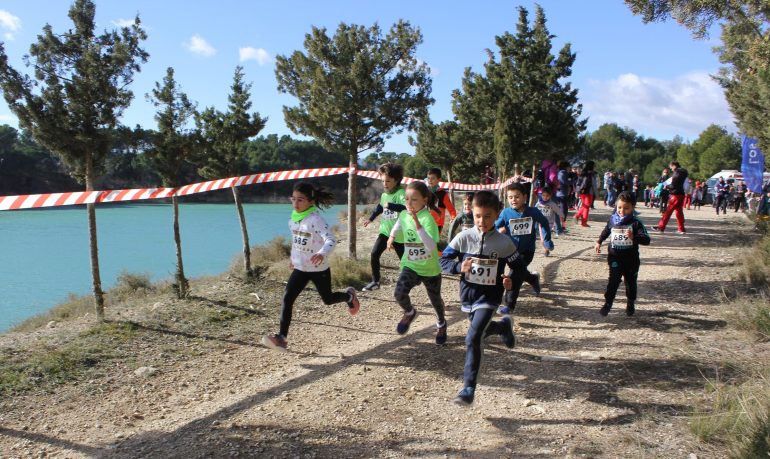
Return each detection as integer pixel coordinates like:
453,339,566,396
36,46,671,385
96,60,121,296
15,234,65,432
453,386,475,406
599,303,611,316
396,309,417,334
530,272,541,295
501,317,516,348
435,321,448,345
362,281,380,291
651,226,662,233
626,302,636,316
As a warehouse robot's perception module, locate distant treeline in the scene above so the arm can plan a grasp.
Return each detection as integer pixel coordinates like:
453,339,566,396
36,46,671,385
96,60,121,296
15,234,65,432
0,124,377,203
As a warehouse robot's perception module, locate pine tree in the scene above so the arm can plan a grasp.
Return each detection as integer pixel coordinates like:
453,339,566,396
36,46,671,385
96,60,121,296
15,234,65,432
275,21,433,258
147,68,197,298
196,66,266,279
0,0,147,320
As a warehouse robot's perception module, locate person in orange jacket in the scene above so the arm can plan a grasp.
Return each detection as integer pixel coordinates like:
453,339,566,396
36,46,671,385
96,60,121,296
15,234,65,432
426,167,457,234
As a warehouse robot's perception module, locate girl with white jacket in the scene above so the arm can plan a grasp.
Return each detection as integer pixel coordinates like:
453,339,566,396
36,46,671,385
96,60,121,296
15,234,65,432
262,182,360,352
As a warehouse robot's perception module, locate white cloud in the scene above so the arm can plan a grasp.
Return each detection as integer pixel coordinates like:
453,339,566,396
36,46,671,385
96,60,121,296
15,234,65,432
0,10,22,40
239,47,271,65
583,71,737,139
111,18,136,28
185,34,216,57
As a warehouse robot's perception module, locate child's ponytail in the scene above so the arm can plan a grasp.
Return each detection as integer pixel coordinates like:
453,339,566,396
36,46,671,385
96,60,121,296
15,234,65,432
293,181,335,209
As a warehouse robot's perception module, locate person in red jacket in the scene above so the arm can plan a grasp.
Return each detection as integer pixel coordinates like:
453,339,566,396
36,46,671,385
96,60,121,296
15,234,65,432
653,161,688,234
426,168,457,234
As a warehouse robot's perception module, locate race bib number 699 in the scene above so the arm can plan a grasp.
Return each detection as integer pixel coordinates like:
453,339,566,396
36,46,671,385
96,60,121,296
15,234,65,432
508,217,533,236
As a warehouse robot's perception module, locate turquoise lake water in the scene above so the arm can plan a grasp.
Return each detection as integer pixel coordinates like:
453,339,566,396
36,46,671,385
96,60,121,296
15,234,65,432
0,203,350,332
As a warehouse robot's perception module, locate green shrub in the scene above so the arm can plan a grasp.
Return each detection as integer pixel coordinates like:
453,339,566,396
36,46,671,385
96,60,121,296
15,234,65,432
10,293,93,332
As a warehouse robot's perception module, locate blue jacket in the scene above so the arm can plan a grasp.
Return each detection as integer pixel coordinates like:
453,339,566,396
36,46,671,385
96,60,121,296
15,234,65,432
495,206,553,253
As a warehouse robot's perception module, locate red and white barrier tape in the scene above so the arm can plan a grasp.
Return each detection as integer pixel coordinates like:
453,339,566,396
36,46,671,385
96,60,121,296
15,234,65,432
0,167,531,211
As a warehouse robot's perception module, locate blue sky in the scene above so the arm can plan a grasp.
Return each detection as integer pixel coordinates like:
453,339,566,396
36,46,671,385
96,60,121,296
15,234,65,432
0,0,735,154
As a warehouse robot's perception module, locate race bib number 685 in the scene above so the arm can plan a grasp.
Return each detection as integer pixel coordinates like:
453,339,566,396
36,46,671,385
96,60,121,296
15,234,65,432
610,227,632,247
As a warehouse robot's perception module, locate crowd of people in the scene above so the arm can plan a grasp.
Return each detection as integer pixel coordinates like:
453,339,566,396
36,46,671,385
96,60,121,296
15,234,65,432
256,157,770,407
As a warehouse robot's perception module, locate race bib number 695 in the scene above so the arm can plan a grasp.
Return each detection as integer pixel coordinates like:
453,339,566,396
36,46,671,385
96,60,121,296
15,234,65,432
508,217,533,236
405,242,430,262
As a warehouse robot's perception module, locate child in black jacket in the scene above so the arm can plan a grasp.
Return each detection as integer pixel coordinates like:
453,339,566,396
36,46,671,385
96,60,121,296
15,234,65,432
594,191,651,316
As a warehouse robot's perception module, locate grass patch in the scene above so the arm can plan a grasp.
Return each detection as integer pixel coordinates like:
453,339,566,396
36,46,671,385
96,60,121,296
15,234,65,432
10,293,94,333
329,256,371,289
0,322,137,395
724,296,770,342
230,236,291,279
738,233,770,291
690,368,770,458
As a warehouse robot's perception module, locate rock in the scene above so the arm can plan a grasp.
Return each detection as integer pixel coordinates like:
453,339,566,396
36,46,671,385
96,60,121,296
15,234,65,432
134,367,158,377
688,454,698,459
46,321,57,329
541,355,572,362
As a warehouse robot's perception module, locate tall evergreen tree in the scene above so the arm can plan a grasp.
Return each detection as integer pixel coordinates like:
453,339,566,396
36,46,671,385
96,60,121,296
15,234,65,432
452,6,586,179
626,0,770,153
196,66,266,279
147,67,197,298
275,21,433,258
0,0,147,320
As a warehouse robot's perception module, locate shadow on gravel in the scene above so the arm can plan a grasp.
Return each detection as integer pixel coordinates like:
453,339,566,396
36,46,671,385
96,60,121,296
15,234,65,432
0,427,102,457
106,320,260,348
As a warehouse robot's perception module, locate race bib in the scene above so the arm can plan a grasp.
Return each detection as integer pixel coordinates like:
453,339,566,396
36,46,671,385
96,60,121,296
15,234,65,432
610,227,632,248
466,257,497,285
405,242,431,262
382,207,398,220
291,230,313,253
538,206,552,219
508,217,533,236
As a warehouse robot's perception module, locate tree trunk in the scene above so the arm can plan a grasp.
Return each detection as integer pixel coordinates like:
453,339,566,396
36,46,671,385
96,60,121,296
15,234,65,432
446,169,455,206
231,186,253,279
172,195,188,298
84,155,105,321
347,154,357,259
529,163,537,207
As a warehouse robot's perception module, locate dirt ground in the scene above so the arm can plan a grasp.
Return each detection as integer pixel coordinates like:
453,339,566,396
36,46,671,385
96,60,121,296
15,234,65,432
0,204,766,458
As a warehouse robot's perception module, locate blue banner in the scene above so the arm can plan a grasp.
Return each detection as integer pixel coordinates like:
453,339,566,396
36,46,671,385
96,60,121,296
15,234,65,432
741,135,765,192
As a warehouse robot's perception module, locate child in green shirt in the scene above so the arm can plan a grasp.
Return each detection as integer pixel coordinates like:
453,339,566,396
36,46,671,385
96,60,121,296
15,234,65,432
387,181,447,344
362,162,406,291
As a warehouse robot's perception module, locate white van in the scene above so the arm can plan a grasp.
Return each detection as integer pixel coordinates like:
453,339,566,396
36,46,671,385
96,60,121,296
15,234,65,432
705,170,770,202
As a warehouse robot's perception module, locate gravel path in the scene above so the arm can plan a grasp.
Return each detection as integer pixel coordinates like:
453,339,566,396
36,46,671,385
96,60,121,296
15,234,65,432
0,205,761,458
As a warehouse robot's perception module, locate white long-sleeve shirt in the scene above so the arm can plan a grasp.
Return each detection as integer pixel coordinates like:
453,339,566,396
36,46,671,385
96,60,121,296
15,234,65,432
289,210,336,272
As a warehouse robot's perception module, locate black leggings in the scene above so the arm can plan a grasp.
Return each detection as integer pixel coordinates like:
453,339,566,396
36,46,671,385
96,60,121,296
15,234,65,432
280,268,350,337
370,234,404,283
604,257,640,306
504,252,537,310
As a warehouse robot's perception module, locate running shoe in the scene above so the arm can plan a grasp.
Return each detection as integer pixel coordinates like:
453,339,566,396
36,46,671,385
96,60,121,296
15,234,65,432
435,321,448,345
261,334,288,352
501,317,516,348
362,281,380,291
626,302,636,316
345,287,360,316
651,226,662,232
531,272,541,295
677,230,686,235
599,303,611,316
496,305,511,315
453,387,475,406
396,309,417,334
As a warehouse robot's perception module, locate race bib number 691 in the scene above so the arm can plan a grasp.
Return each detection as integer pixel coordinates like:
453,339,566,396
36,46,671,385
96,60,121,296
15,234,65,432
466,257,497,285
